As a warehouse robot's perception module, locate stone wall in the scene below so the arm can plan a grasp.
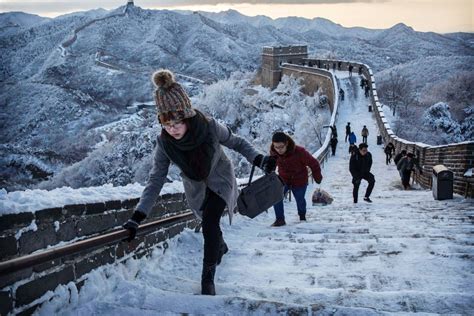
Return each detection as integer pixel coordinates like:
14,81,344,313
281,64,335,112
306,58,474,198
271,63,340,166
0,194,197,315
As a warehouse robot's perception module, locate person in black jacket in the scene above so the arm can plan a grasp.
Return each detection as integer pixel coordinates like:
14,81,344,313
349,143,375,203
345,122,351,143
384,142,395,165
330,124,338,139
330,136,338,156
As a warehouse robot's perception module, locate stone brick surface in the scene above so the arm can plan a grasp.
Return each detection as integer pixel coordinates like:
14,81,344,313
148,202,167,218
15,265,74,306
0,213,34,232
105,200,122,211
32,259,61,273
35,207,63,223
85,202,106,215
144,231,167,249
0,290,12,316
115,209,134,226
18,224,57,255
168,222,186,239
0,235,18,260
76,213,116,237
63,204,86,217
75,247,115,278
163,201,188,214
121,198,139,210
56,219,77,242
0,268,32,289
116,236,144,259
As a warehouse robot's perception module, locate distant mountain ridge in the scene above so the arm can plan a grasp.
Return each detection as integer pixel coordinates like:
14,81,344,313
0,4,473,191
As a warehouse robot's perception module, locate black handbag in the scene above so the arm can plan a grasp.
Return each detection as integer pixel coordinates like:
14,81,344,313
237,165,285,219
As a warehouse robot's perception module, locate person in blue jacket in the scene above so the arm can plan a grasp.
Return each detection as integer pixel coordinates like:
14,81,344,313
349,131,357,145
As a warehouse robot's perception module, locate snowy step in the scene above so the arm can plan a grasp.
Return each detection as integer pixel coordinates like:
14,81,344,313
35,72,473,315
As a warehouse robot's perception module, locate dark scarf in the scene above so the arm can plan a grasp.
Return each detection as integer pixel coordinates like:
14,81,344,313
161,111,215,181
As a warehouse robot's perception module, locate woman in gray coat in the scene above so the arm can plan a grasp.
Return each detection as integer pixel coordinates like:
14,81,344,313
123,69,275,296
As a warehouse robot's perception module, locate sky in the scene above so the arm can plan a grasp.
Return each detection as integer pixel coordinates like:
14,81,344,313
0,0,472,33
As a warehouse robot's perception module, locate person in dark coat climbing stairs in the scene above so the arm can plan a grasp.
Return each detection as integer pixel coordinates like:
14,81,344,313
349,143,375,203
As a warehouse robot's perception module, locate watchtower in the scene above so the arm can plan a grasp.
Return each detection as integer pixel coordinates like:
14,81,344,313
261,45,308,89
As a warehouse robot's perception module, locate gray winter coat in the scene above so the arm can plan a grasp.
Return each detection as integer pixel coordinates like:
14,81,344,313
135,118,261,224
397,157,414,173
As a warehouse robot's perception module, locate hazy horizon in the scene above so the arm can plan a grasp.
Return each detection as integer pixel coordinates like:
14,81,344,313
0,0,472,33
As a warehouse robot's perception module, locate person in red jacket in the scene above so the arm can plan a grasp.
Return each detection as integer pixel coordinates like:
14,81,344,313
270,132,323,226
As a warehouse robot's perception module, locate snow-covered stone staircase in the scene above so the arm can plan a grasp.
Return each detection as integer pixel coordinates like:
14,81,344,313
37,72,474,315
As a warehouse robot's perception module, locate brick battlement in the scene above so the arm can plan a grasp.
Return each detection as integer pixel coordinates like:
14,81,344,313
268,53,473,198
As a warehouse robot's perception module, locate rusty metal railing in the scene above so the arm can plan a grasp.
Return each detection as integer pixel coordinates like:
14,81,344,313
0,211,194,275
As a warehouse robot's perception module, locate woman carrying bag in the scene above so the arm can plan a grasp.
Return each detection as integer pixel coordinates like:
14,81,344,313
270,132,323,226
123,69,275,296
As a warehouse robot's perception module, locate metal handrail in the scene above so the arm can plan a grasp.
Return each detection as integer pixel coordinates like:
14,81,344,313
0,211,194,275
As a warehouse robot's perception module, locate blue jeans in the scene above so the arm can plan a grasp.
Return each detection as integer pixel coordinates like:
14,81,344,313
273,185,307,220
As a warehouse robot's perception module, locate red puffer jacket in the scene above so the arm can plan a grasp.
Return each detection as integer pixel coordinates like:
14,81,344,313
270,140,323,187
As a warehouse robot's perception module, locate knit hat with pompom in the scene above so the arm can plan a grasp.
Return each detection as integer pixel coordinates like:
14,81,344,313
152,69,196,124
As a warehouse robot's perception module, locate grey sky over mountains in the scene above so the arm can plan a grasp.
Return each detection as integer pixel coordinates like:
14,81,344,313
0,0,471,33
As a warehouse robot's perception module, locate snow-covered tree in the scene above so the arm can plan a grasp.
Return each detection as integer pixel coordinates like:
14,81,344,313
422,102,463,143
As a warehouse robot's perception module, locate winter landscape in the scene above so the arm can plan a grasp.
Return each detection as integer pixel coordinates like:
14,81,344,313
0,0,473,315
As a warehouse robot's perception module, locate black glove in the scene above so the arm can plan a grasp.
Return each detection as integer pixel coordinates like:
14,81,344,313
123,210,146,242
253,154,277,174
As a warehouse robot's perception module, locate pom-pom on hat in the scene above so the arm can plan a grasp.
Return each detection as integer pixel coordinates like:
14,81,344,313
152,69,196,124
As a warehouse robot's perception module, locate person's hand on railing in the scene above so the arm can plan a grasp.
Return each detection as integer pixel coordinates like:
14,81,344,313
123,210,146,242
253,155,277,174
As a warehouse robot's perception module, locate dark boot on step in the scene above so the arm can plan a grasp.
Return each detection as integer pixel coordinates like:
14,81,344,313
201,262,217,295
271,218,286,227
299,213,306,221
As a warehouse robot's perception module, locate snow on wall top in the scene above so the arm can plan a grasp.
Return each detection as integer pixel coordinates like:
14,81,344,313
0,181,184,215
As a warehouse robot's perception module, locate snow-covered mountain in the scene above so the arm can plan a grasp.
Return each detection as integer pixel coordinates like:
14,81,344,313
1,4,473,191
200,10,381,39
0,12,50,36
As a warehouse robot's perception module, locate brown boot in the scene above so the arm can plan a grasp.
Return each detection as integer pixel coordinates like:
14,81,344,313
271,219,286,227
201,261,217,295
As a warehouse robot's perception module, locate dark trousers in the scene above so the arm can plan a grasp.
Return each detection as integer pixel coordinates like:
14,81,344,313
401,170,412,188
385,153,392,164
352,173,375,202
362,136,367,143
274,185,307,220
345,133,349,142
201,189,226,264
331,145,337,156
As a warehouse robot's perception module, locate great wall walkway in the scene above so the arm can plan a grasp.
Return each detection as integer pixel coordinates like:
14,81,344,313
35,71,474,315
